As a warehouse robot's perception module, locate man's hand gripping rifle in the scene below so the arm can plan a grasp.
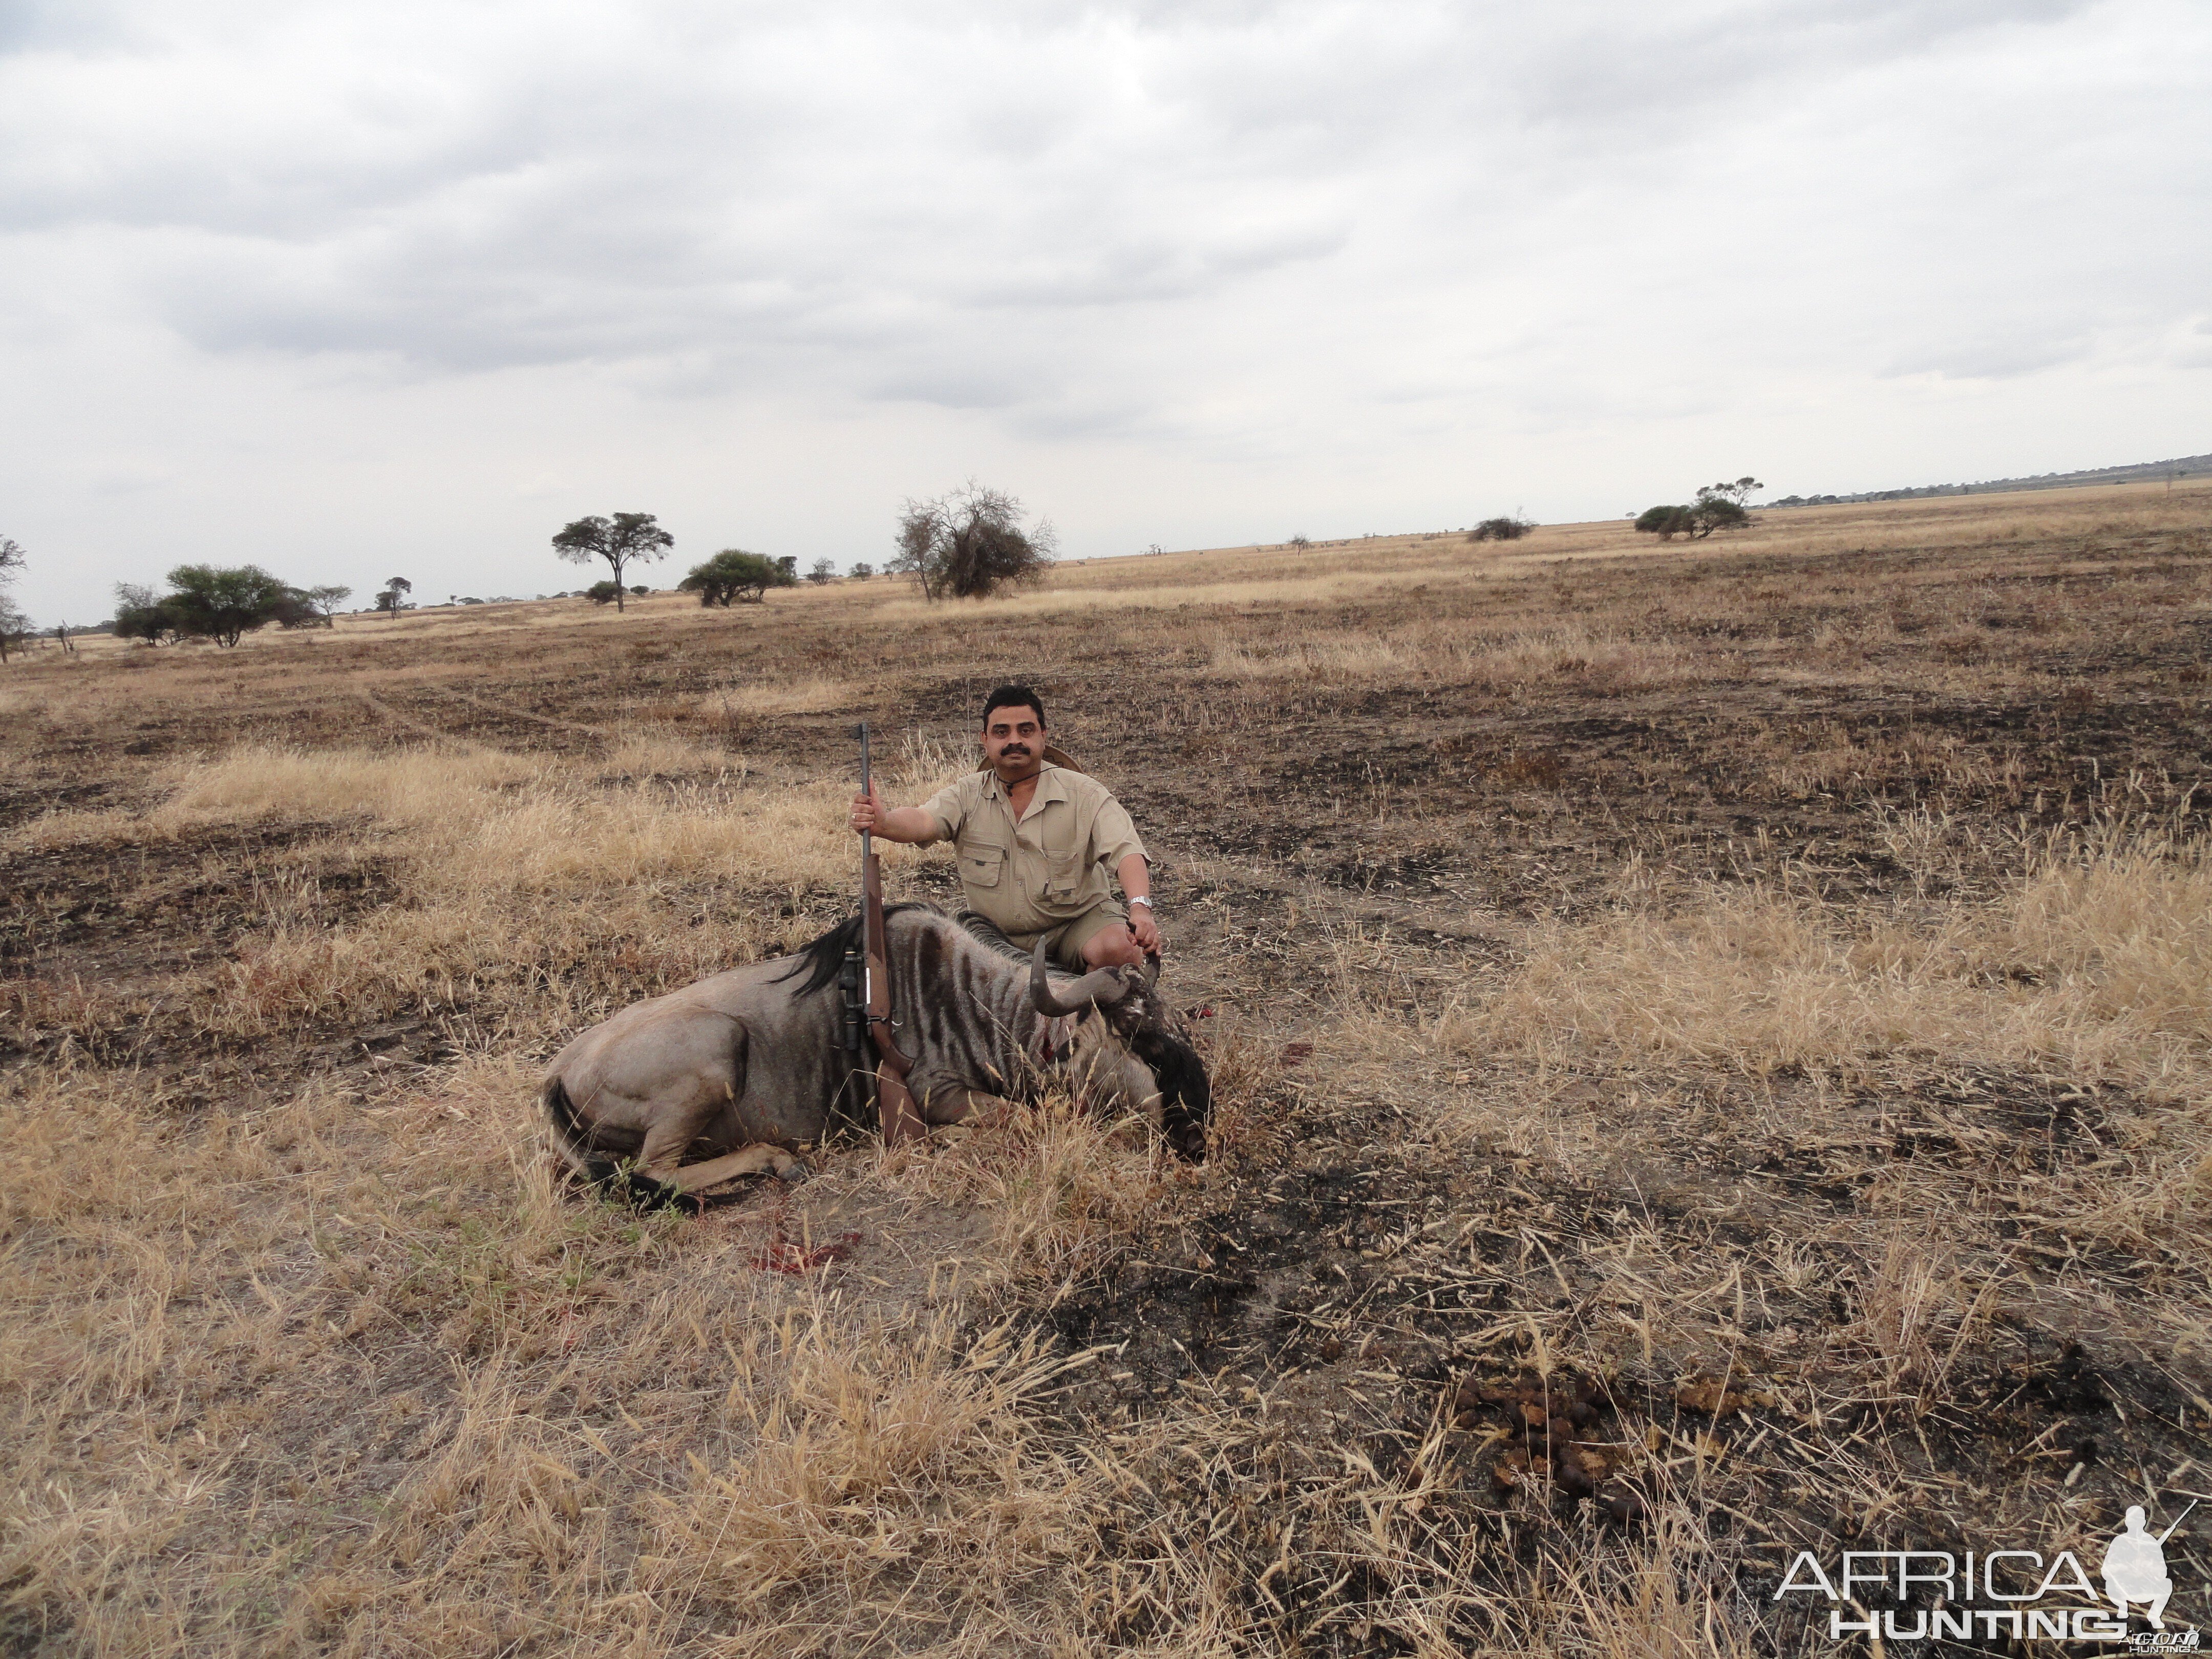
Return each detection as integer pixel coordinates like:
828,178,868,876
844,724,927,1146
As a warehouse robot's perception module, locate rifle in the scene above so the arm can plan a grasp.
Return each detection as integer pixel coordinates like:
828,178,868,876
855,723,927,1147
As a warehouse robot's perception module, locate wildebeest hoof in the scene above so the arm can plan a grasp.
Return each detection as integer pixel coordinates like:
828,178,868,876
770,1153,809,1181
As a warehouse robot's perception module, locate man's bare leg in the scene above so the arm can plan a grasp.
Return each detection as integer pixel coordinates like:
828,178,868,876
1080,923,1147,970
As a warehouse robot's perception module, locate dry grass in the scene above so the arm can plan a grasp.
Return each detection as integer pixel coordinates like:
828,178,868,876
6,479,2212,1655
699,675,863,720
1208,625,1686,690
0,1058,1204,1656
1441,820,2212,1095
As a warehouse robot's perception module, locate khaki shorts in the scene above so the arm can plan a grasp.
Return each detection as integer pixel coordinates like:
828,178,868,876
1003,902,1130,971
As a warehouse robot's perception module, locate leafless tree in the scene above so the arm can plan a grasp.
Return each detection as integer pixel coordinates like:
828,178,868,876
891,482,1056,601
0,537,30,663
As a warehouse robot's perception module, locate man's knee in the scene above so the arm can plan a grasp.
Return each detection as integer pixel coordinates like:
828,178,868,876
1080,925,1145,969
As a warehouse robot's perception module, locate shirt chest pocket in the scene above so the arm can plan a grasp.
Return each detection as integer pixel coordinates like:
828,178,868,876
1044,850,1084,897
960,845,1005,888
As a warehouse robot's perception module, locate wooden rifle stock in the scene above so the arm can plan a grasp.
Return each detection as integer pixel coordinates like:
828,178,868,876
857,724,927,1147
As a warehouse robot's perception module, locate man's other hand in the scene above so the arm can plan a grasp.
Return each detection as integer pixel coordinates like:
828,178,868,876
849,785,885,834
1130,905,1162,957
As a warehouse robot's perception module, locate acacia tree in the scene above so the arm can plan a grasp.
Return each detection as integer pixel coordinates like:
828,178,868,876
264,583,349,629
551,513,673,612
891,481,1056,601
298,584,351,626
114,581,177,644
163,564,294,647
375,577,413,616
107,566,294,647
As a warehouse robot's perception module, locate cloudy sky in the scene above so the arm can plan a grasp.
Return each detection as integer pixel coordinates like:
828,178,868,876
3,0,2205,624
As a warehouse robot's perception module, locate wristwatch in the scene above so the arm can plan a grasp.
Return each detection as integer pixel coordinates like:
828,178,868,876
1130,897,1153,909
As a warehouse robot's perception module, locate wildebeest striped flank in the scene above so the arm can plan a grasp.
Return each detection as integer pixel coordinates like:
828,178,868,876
541,903,1209,1207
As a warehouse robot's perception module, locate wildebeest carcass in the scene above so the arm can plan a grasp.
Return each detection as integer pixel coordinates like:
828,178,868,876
541,903,1211,1207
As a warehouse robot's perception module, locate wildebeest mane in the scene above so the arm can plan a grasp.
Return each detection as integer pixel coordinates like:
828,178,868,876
772,903,937,997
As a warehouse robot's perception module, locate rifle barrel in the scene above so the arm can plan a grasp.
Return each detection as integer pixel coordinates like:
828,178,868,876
2158,1500,2197,1544
857,721,872,860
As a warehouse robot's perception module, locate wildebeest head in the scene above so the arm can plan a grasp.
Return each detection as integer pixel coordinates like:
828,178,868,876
1029,944,1212,1160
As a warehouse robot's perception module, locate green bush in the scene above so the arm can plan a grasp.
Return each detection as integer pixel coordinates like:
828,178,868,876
678,549,795,607
1470,516,1535,542
1634,505,1698,540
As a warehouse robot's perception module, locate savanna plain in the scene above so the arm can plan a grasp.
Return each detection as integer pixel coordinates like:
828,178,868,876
5,484,2212,1657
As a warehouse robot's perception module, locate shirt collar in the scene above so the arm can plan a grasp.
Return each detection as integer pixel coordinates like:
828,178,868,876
982,764,1064,807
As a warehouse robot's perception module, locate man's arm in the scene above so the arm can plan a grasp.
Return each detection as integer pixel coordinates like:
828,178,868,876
849,785,940,844
1116,851,1160,956
1088,788,1159,955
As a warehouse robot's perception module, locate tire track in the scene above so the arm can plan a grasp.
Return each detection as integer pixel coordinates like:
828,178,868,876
356,690,506,752
418,686,613,738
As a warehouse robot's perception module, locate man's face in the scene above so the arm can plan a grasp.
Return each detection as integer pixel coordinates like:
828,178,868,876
983,706,1046,780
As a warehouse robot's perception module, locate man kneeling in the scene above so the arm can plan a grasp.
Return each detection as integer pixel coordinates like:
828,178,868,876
848,683,1160,970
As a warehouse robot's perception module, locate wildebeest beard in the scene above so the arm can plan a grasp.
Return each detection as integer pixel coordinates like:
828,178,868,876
1130,1026,1210,1160
1083,975,1210,1161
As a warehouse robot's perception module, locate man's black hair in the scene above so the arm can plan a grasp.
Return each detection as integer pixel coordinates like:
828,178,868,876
981,684,1047,729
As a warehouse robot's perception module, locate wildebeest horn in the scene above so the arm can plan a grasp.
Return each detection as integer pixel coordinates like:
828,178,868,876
1030,939,1132,1015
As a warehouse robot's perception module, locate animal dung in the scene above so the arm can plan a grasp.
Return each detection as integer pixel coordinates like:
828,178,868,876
1672,1374,1777,1415
1490,1446,1530,1491
1447,1368,1646,1522
1673,1375,1744,1415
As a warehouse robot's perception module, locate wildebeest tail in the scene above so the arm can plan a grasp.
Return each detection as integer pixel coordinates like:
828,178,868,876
540,1076,699,1214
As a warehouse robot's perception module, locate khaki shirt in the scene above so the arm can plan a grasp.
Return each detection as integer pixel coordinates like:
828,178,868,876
920,765,1146,933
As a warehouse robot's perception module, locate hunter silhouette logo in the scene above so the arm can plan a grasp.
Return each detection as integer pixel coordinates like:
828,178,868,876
2105,1503,2193,1632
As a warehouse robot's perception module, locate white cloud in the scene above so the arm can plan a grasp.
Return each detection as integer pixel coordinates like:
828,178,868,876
1,0,2207,623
